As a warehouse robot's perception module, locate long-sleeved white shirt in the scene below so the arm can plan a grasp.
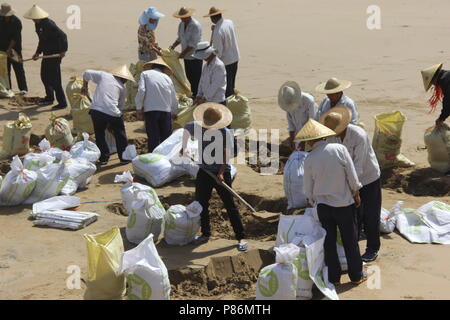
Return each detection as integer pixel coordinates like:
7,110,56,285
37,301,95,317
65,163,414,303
327,124,380,186
135,68,178,114
211,18,240,66
83,70,126,117
197,56,226,103
303,140,362,207
176,18,202,60
318,94,359,124
286,92,318,134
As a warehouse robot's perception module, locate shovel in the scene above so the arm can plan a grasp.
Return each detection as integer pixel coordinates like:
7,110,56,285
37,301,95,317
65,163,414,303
8,49,61,63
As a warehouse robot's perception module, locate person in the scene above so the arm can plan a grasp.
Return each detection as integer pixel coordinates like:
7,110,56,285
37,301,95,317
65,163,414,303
180,102,248,251
278,81,317,151
23,5,68,109
300,119,366,285
137,7,164,62
316,77,359,124
81,65,134,165
192,41,227,105
0,3,27,94
135,57,178,153
204,7,240,98
170,7,202,98
320,106,382,262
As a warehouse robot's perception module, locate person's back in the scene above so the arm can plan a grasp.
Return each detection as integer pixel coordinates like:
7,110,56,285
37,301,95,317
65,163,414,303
35,18,67,55
140,69,177,112
213,18,239,65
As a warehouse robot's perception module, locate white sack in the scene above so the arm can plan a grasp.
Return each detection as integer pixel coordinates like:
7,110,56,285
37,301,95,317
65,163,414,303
164,201,202,246
70,132,101,163
0,156,37,206
283,151,308,210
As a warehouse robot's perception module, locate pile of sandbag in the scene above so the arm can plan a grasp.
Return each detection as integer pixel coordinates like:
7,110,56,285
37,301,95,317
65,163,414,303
0,113,32,160
0,51,14,98
283,151,308,210
173,94,195,129
226,91,252,133
70,132,101,163
164,201,202,246
424,124,450,173
124,60,145,110
66,76,94,135
45,113,74,151
0,156,37,206
160,49,192,97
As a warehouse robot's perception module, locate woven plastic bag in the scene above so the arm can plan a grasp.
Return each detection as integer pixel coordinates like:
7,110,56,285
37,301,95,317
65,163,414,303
173,94,195,129
72,94,94,135
0,51,14,98
283,151,308,210
0,113,32,159
0,156,37,206
424,124,450,173
226,91,252,132
45,113,74,151
66,76,83,107
124,61,145,110
114,171,153,214
160,49,192,96
70,132,101,163
164,201,202,246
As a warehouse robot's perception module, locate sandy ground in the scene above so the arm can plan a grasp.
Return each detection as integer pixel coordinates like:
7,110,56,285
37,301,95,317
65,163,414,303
0,0,450,300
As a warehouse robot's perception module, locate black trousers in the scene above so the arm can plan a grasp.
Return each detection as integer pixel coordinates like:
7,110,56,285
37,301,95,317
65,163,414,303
317,203,363,283
144,111,172,153
195,169,245,240
89,110,128,162
184,59,203,98
7,55,28,92
358,178,382,252
41,57,67,106
225,62,238,98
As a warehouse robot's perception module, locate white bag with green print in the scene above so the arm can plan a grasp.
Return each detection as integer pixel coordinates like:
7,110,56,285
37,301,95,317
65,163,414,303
114,171,153,215
120,233,171,300
164,201,202,246
59,153,97,194
291,238,314,300
23,152,55,172
132,153,185,188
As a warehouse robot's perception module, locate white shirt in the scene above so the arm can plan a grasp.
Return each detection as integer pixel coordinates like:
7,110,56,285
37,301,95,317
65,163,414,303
176,18,202,60
327,124,380,186
318,94,359,124
135,68,178,114
83,70,126,117
286,92,318,134
197,56,226,103
303,140,362,207
211,18,240,66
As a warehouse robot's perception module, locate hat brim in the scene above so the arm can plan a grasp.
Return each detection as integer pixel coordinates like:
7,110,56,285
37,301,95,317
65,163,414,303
193,103,233,129
315,80,352,94
319,106,352,135
296,132,336,142
173,9,195,18
203,9,225,17
192,48,215,60
422,63,443,92
278,81,302,112
143,60,173,75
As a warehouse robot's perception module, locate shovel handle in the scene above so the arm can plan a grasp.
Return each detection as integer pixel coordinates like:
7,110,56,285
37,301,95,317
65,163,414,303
22,54,61,62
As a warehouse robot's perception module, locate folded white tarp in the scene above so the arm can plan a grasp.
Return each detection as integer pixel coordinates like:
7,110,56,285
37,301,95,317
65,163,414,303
31,195,81,218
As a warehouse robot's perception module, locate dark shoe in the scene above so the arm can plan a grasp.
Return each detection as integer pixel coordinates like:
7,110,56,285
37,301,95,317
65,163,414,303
119,160,131,165
51,104,67,110
38,98,54,106
351,271,368,285
361,250,378,262
97,160,108,166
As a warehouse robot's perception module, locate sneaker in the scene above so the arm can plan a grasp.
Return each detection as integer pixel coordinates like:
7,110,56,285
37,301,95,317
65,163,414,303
351,271,368,285
361,250,378,262
51,104,67,110
18,90,28,95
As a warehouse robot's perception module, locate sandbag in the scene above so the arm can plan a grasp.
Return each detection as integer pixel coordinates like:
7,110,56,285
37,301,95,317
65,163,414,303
0,52,14,98
0,113,32,159
380,201,403,234
45,114,74,151
23,152,55,172
275,213,319,247
66,76,83,107
132,153,185,188
226,91,252,132
173,95,195,129
283,151,308,210
372,111,414,169
83,227,126,300
0,156,37,206
160,49,192,97
105,129,117,154
120,233,171,300
124,61,145,110
424,124,450,173
114,171,153,214
292,244,314,300
70,132,101,163
164,201,202,246
34,138,65,161
60,155,96,195
71,94,94,135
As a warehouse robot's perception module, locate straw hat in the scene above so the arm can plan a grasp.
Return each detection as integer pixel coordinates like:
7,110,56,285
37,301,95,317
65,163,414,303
315,77,352,94
0,3,15,17
319,106,352,135
278,81,302,112
192,41,216,60
295,119,336,142
203,6,225,17
173,7,195,18
421,63,443,92
143,57,172,75
23,4,49,20
109,65,135,82
193,103,233,129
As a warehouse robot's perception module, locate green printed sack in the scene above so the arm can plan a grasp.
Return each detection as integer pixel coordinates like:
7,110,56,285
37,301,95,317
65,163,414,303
293,247,314,300
164,202,202,246
0,156,37,206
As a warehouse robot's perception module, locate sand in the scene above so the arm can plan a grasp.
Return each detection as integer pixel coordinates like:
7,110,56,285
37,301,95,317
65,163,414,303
0,0,449,300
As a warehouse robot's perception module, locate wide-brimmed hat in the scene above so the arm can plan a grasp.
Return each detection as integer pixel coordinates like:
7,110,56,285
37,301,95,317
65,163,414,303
23,4,49,20
203,6,225,17
109,65,135,82
143,57,172,75
278,81,302,112
421,63,443,92
295,119,336,142
192,41,216,60
319,106,352,135
315,77,352,94
173,7,195,18
139,7,165,24
0,3,15,16
193,103,233,129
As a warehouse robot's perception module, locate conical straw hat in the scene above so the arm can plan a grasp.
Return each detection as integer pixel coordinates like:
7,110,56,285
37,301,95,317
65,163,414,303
319,106,352,135
143,57,172,75
203,7,226,17
109,65,135,82
173,7,195,18
315,77,351,94
23,4,49,20
295,119,336,142
421,63,443,92
193,102,233,129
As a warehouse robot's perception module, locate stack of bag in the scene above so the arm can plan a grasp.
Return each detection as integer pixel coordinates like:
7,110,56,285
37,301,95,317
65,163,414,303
0,156,37,206
0,113,32,160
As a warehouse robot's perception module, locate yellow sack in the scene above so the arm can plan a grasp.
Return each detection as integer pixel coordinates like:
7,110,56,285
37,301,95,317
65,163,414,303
66,76,83,107
0,51,14,98
124,61,146,110
226,91,252,132
372,111,414,169
160,49,192,97
424,124,450,173
45,113,74,151
83,227,126,300
0,113,32,159
71,93,94,135
173,94,195,129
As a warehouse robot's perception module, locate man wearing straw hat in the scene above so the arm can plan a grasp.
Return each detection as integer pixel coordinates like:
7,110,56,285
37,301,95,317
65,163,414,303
170,7,202,98
23,5,68,110
299,119,367,285
204,7,240,98
278,81,318,151
81,65,134,165
316,77,359,125
421,63,450,127
180,103,248,251
135,57,178,152
320,106,382,262
0,3,28,94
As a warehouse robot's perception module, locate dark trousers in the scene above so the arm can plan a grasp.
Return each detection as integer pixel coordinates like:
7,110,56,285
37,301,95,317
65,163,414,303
184,59,203,98
41,58,67,106
144,111,172,153
7,56,28,92
358,178,382,252
195,169,245,240
225,62,238,98
317,203,363,283
89,110,128,162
